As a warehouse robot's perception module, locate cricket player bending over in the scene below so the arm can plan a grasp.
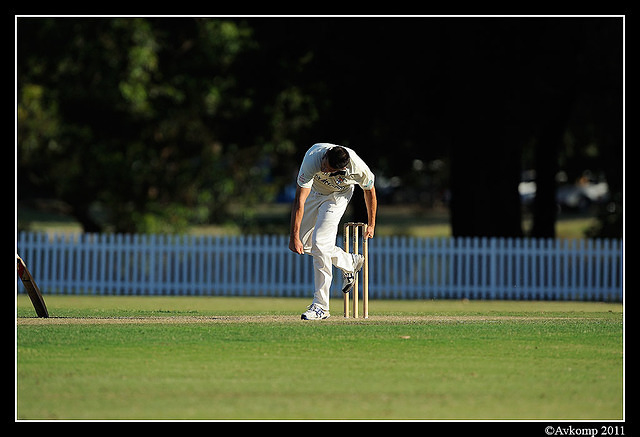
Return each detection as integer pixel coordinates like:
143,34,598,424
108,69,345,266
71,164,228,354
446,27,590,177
289,143,377,320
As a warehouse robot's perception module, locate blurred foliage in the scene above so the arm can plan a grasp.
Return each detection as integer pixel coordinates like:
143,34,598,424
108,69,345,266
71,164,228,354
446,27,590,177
17,18,309,233
17,17,623,238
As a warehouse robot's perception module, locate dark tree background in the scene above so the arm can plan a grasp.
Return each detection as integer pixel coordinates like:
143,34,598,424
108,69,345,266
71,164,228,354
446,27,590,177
16,16,623,238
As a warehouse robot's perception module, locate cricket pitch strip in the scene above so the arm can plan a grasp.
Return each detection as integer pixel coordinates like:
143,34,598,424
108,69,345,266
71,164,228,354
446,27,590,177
16,314,590,326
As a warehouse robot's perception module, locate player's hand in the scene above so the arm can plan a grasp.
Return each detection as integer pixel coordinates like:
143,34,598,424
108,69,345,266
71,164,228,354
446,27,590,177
365,224,375,239
289,237,305,255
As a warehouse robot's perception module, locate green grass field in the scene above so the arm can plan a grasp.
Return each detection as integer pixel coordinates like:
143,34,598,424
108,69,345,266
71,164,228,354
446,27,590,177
16,295,623,421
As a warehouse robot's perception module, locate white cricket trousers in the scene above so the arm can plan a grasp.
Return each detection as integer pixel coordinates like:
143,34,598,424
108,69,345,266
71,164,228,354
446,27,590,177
299,187,356,311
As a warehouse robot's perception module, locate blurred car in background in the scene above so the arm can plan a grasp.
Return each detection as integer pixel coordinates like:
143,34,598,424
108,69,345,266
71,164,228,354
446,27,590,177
519,170,610,212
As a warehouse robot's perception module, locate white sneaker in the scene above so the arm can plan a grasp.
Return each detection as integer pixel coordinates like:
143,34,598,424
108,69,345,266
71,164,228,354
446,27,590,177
301,303,330,320
342,254,365,293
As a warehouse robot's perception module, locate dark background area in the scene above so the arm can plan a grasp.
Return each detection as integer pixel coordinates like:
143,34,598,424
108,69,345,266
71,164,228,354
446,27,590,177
16,16,623,238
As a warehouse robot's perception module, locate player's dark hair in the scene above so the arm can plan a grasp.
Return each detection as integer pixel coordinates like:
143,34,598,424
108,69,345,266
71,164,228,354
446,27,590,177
327,146,350,169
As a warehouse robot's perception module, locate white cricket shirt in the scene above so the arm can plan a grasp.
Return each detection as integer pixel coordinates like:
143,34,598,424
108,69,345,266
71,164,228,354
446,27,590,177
296,143,375,195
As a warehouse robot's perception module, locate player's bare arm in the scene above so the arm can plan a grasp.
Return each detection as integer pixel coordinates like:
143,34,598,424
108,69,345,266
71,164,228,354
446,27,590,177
363,186,377,239
289,185,311,254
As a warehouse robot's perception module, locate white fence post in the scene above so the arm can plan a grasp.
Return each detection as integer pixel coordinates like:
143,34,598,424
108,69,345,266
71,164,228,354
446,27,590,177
16,231,622,302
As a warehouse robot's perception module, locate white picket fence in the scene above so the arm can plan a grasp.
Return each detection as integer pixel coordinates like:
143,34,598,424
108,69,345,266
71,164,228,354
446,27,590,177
16,232,623,301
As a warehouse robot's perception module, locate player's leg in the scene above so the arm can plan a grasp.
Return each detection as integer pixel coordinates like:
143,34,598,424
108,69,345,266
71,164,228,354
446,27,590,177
308,190,354,311
324,190,364,292
300,192,331,320
299,191,320,254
